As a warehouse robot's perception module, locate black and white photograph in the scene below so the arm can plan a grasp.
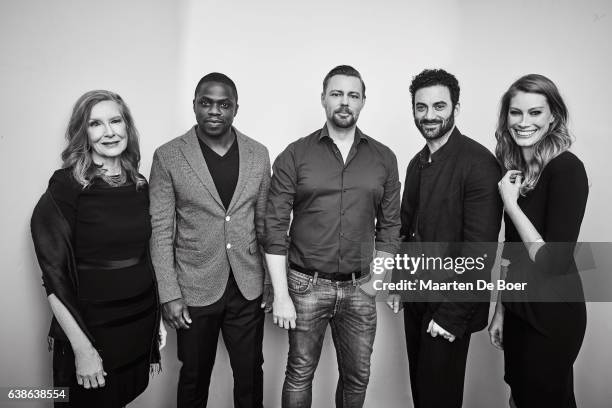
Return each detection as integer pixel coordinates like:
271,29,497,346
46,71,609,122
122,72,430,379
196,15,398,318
1,0,611,407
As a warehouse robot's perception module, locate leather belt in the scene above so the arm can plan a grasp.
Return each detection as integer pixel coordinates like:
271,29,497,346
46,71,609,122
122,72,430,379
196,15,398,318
289,263,366,282
77,255,145,270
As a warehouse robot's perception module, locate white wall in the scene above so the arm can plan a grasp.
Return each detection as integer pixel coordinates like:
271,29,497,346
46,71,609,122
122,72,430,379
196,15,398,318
177,1,612,406
0,0,179,406
1,0,611,407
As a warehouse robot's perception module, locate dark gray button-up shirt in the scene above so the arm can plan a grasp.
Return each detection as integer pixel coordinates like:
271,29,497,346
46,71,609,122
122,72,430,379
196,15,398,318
265,124,401,275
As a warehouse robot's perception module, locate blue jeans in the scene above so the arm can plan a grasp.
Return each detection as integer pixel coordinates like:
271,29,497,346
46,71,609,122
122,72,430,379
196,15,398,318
281,269,377,408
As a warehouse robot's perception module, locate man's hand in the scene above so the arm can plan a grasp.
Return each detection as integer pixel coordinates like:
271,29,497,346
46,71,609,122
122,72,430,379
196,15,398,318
386,294,403,313
260,283,274,313
273,293,296,330
427,319,456,342
162,298,192,330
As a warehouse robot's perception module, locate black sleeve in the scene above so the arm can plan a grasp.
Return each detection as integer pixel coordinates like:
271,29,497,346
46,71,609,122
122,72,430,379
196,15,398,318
400,158,419,241
375,149,401,255
47,169,81,230
534,154,588,274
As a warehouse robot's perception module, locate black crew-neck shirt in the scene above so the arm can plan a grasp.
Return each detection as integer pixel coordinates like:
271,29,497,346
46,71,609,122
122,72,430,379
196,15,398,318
198,135,239,210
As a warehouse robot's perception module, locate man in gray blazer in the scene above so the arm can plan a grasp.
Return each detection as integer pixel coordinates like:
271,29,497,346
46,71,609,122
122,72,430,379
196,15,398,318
149,72,271,408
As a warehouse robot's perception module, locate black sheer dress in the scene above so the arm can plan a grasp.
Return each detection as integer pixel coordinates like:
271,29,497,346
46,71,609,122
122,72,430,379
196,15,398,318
49,168,158,407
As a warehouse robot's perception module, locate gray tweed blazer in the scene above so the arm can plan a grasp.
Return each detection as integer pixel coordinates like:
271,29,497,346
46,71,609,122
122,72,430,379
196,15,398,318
149,126,271,306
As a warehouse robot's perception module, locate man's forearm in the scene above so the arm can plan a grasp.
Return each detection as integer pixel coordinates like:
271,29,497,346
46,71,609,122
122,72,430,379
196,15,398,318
374,249,395,280
265,253,290,299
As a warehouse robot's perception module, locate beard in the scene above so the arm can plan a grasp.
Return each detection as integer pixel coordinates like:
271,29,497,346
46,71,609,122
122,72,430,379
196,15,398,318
330,107,357,129
415,113,455,141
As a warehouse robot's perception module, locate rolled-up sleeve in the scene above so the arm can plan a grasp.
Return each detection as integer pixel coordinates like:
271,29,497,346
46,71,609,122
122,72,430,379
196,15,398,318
375,149,401,254
264,145,296,255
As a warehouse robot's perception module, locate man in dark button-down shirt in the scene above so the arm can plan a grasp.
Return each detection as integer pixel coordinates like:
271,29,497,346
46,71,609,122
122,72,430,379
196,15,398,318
265,65,400,408
392,69,502,408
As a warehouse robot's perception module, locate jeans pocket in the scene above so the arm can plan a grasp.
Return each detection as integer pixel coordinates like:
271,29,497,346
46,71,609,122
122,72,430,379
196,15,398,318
357,285,377,300
287,275,312,296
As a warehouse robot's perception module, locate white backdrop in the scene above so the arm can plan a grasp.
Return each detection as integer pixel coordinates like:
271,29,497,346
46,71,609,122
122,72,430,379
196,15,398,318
1,0,611,407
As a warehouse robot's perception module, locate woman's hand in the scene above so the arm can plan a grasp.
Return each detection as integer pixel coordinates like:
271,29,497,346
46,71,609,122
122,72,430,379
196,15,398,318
498,170,523,209
74,346,107,389
488,308,505,350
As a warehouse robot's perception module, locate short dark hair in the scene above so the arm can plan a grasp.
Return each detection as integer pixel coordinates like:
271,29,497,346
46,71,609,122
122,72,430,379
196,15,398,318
322,65,366,98
194,72,238,102
409,69,460,108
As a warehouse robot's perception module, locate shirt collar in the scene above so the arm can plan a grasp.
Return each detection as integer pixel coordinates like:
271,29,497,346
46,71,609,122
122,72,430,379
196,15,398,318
418,126,462,164
318,123,369,144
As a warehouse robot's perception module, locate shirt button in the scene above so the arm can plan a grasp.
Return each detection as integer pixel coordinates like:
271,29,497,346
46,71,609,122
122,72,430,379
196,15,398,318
341,210,346,215
340,232,344,237
225,216,231,222
226,243,232,249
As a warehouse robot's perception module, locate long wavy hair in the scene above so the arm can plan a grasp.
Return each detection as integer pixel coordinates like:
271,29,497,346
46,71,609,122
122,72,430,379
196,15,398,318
495,74,573,195
61,90,146,189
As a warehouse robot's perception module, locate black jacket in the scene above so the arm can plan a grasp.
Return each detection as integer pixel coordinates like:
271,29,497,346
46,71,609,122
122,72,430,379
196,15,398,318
400,127,502,337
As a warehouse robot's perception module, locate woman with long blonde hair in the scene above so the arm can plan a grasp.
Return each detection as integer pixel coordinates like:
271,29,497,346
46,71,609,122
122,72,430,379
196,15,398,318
31,90,165,407
488,74,588,407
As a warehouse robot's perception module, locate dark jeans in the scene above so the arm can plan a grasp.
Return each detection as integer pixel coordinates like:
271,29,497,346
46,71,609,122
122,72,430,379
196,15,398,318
282,269,377,408
177,274,264,408
403,302,471,408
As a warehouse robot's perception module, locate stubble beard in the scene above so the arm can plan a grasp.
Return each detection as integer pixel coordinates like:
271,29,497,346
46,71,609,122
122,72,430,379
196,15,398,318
416,114,455,141
330,107,358,129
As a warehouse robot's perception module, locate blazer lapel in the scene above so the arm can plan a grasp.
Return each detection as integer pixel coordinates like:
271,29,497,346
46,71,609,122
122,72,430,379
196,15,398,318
227,129,254,213
179,127,224,209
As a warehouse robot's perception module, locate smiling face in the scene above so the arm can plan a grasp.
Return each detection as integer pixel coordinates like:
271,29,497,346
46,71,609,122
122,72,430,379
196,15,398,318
87,100,128,164
193,81,238,138
507,91,555,152
321,74,365,130
413,85,458,140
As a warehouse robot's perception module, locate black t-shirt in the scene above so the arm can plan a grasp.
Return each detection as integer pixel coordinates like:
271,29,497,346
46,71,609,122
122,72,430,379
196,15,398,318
197,135,239,210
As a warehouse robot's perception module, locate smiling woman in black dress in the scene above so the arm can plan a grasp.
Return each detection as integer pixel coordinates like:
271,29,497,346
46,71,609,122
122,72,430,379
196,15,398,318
31,90,164,407
488,74,588,408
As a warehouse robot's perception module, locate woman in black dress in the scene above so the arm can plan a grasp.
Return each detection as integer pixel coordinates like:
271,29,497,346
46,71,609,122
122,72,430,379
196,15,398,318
488,74,588,407
31,90,165,407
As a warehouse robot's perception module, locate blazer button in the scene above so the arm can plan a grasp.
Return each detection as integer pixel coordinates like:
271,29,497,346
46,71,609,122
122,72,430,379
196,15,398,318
225,216,231,221
226,243,232,249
